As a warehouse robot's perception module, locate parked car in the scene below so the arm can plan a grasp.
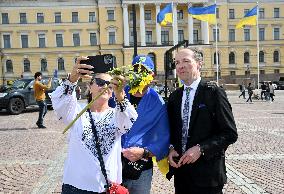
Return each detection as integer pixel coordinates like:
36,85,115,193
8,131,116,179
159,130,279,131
0,78,61,114
277,77,284,90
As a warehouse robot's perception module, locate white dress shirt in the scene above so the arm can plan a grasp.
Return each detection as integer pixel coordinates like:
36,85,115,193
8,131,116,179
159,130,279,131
181,77,201,129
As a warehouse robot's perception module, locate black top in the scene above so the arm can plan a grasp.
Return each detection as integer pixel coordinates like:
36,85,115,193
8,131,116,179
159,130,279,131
128,94,153,170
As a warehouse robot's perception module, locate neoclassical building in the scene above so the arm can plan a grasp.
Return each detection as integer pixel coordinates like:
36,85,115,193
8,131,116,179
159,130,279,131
0,0,284,85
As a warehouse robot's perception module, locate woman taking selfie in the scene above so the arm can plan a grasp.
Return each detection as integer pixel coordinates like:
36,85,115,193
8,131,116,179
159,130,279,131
51,56,137,194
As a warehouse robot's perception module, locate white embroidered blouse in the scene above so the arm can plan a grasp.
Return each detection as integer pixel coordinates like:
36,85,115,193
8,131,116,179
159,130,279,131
51,80,138,193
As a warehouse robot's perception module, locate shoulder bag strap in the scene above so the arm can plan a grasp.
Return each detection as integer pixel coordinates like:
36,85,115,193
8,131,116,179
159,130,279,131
87,109,111,192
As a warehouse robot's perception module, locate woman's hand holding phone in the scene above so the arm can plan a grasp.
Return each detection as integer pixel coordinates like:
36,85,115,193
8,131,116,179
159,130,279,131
69,56,93,83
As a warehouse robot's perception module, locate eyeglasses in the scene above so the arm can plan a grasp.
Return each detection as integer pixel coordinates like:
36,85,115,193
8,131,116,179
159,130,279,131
93,78,110,87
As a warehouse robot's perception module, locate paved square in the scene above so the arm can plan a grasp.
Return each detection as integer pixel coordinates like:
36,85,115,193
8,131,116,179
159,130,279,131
0,90,283,193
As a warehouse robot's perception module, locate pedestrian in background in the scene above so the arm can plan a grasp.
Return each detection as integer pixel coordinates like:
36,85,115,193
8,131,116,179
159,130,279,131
34,72,52,128
239,83,246,99
269,82,275,102
246,83,253,103
167,48,238,194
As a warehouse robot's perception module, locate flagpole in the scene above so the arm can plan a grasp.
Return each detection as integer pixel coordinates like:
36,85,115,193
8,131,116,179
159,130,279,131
256,2,259,89
215,1,219,85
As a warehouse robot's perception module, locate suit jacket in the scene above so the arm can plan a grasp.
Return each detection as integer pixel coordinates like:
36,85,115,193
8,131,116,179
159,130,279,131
167,79,238,187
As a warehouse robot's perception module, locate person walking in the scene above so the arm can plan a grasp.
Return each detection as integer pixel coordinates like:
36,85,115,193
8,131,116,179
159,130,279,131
246,83,253,103
269,82,275,102
51,56,138,193
167,48,238,194
34,72,52,128
238,83,246,99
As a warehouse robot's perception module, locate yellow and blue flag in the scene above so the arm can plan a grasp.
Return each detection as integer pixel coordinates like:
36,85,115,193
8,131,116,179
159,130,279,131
157,3,173,26
188,4,217,24
236,6,258,29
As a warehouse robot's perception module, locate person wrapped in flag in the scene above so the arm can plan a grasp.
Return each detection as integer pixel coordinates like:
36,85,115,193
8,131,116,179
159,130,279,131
188,4,217,24
157,3,173,26
236,6,258,29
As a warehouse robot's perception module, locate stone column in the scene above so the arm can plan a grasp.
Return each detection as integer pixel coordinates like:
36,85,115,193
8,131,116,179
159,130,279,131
155,3,161,45
202,21,209,44
188,4,194,44
122,4,129,46
139,3,146,46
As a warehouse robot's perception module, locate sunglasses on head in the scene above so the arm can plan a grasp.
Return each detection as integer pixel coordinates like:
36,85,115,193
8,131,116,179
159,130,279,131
93,78,111,87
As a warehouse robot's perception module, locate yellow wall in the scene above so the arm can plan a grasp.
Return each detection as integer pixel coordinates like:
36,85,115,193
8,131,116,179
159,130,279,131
0,1,284,85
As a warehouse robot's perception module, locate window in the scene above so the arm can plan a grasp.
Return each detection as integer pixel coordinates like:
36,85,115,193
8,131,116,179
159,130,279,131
38,34,46,48
3,35,11,48
229,29,235,42
244,52,250,63
58,58,65,71
107,10,115,21
273,51,279,62
193,30,198,43
89,12,96,22
90,33,97,46
6,60,13,73
244,9,249,16
259,51,264,63
146,31,152,44
20,13,27,24
177,10,183,20
259,8,264,19
230,71,236,76
55,12,61,23
21,35,28,48
229,9,235,19
178,30,184,43
56,34,63,47
23,59,30,72
274,28,280,40
214,52,220,64
161,30,169,45
260,70,265,74
229,52,235,64
274,8,280,18
109,32,115,44
41,59,47,71
129,11,134,21
73,33,80,46
37,13,44,23
145,10,151,20
130,30,134,43
274,69,280,74
2,13,9,24
216,8,219,19
259,28,265,41
244,29,250,41
72,12,78,23
213,29,220,41
245,70,250,76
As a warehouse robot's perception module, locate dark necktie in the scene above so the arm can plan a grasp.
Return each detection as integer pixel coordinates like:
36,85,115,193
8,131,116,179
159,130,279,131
182,87,191,153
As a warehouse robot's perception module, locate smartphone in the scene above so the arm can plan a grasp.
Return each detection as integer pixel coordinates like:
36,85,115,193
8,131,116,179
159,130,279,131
79,54,115,74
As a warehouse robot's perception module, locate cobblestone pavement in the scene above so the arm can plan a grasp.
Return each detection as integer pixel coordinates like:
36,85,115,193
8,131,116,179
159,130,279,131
0,90,283,194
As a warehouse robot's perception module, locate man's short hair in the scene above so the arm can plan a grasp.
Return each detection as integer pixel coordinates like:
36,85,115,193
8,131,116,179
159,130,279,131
34,72,42,79
186,48,203,63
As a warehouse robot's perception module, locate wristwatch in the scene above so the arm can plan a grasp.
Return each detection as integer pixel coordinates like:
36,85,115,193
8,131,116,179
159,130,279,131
142,148,150,159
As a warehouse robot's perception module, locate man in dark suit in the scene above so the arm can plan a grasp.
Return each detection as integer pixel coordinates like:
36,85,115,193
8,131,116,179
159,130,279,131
167,48,238,194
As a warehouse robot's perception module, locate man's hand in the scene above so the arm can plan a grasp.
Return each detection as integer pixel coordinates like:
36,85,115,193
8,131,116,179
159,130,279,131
168,149,180,168
122,147,144,162
178,145,201,166
69,56,93,83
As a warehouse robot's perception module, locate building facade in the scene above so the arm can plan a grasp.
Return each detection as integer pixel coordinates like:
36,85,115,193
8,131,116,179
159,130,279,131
0,0,284,85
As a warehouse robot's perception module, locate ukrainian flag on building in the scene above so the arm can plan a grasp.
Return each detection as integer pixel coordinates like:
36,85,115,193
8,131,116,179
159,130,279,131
188,4,217,24
236,6,258,29
157,3,173,26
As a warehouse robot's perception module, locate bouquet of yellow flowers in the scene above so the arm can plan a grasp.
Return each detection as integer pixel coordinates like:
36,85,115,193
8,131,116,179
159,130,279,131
108,64,153,95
